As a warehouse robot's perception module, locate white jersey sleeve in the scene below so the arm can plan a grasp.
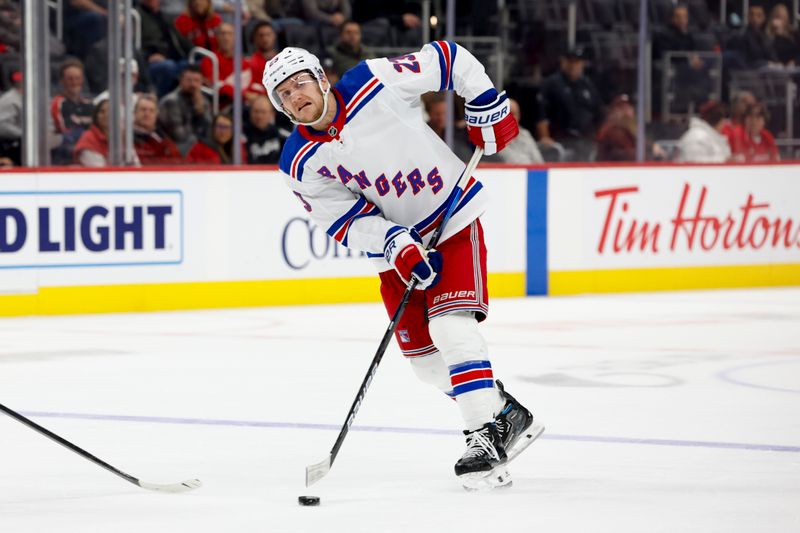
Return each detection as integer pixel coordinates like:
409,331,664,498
367,41,497,106
280,139,395,254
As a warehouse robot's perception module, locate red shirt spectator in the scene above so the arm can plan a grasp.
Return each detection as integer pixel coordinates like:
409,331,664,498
174,0,223,52
200,51,253,103
74,124,109,166
51,59,94,135
132,95,183,165
595,95,637,162
199,23,259,106
186,113,246,164
74,98,110,167
247,21,279,97
729,125,779,163
728,103,780,163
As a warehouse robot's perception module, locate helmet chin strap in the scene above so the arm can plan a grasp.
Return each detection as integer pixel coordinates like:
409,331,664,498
286,79,331,127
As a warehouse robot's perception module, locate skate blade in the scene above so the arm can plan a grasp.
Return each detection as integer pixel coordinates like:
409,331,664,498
507,420,545,463
460,465,512,491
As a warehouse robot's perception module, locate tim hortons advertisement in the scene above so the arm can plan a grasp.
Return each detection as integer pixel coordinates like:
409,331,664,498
548,165,800,271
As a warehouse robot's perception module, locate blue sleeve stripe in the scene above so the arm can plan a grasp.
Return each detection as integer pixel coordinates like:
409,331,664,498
327,196,368,236
346,83,384,123
414,183,460,234
295,143,322,182
432,41,448,92
335,61,375,107
447,41,457,90
342,205,382,247
453,181,483,216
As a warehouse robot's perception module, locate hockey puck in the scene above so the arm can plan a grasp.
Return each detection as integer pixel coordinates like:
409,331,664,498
298,495,320,506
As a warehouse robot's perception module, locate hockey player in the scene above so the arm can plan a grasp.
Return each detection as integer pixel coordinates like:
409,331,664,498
264,43,544,489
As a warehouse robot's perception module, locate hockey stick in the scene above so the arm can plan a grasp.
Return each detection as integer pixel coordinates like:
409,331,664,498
306,147,485,487
0,403,202,493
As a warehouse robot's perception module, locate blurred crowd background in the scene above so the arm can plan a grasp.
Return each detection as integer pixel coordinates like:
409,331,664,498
0,0,799,169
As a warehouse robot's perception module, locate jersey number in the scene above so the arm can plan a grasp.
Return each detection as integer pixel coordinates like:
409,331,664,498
389,54,420,73
293,192,312,212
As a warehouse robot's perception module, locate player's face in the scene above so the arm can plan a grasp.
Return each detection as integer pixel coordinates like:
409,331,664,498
277,72,326,123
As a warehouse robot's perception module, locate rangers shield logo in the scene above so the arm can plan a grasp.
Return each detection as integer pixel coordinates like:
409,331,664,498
398,329,411,343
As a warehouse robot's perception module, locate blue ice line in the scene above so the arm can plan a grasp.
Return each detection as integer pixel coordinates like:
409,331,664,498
16,410,800,454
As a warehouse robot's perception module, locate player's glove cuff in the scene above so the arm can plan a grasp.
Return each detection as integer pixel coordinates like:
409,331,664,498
384,226,442,290
465,90,518,155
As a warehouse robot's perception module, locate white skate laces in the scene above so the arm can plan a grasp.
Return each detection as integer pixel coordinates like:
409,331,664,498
463,426,500,460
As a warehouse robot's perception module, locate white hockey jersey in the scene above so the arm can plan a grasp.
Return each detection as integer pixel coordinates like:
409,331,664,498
278,41,496,270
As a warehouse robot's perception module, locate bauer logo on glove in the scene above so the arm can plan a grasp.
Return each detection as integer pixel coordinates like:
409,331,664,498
464,90,519,156
384,226,443,290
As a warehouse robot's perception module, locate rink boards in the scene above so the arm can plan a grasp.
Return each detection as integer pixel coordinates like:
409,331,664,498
1,163,799,315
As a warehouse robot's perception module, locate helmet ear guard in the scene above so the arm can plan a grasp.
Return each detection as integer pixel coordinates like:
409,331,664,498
262,47,331,126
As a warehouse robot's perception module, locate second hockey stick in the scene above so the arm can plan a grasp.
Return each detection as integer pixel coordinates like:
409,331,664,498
306,147,485,487
0,402,202,493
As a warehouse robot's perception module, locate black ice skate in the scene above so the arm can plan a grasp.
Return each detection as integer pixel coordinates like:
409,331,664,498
455,423,511,490
494,380,545,464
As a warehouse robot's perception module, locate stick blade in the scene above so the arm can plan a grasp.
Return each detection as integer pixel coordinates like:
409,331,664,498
305,455,331,487
138,478,202,493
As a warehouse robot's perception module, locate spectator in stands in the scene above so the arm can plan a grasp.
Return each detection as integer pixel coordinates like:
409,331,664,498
652,4,714,113
93,58,145,110
721,90,757,143
186,113,246,164
199,23,257,108
74,96,110,167
0,69,21,165
247,21,279,97
0,0,21,55
303,0,351,28
159,64,212,155
326,20,373,77
63,0,108,60
133,94,183,165
536,47,603,161
767,4,799,66
84,39,154,96
139,0,193,97
729,102,780,162
742,4,778,66
595,95,637,162
489,98,543,164
423,92,472,162
676,100,731,163
51,59,95,165
243,96,290,163
175,0,223,52
245,0,306,32
213,0,251,23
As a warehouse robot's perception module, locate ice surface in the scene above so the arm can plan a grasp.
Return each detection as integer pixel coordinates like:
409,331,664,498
1,288,799,532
